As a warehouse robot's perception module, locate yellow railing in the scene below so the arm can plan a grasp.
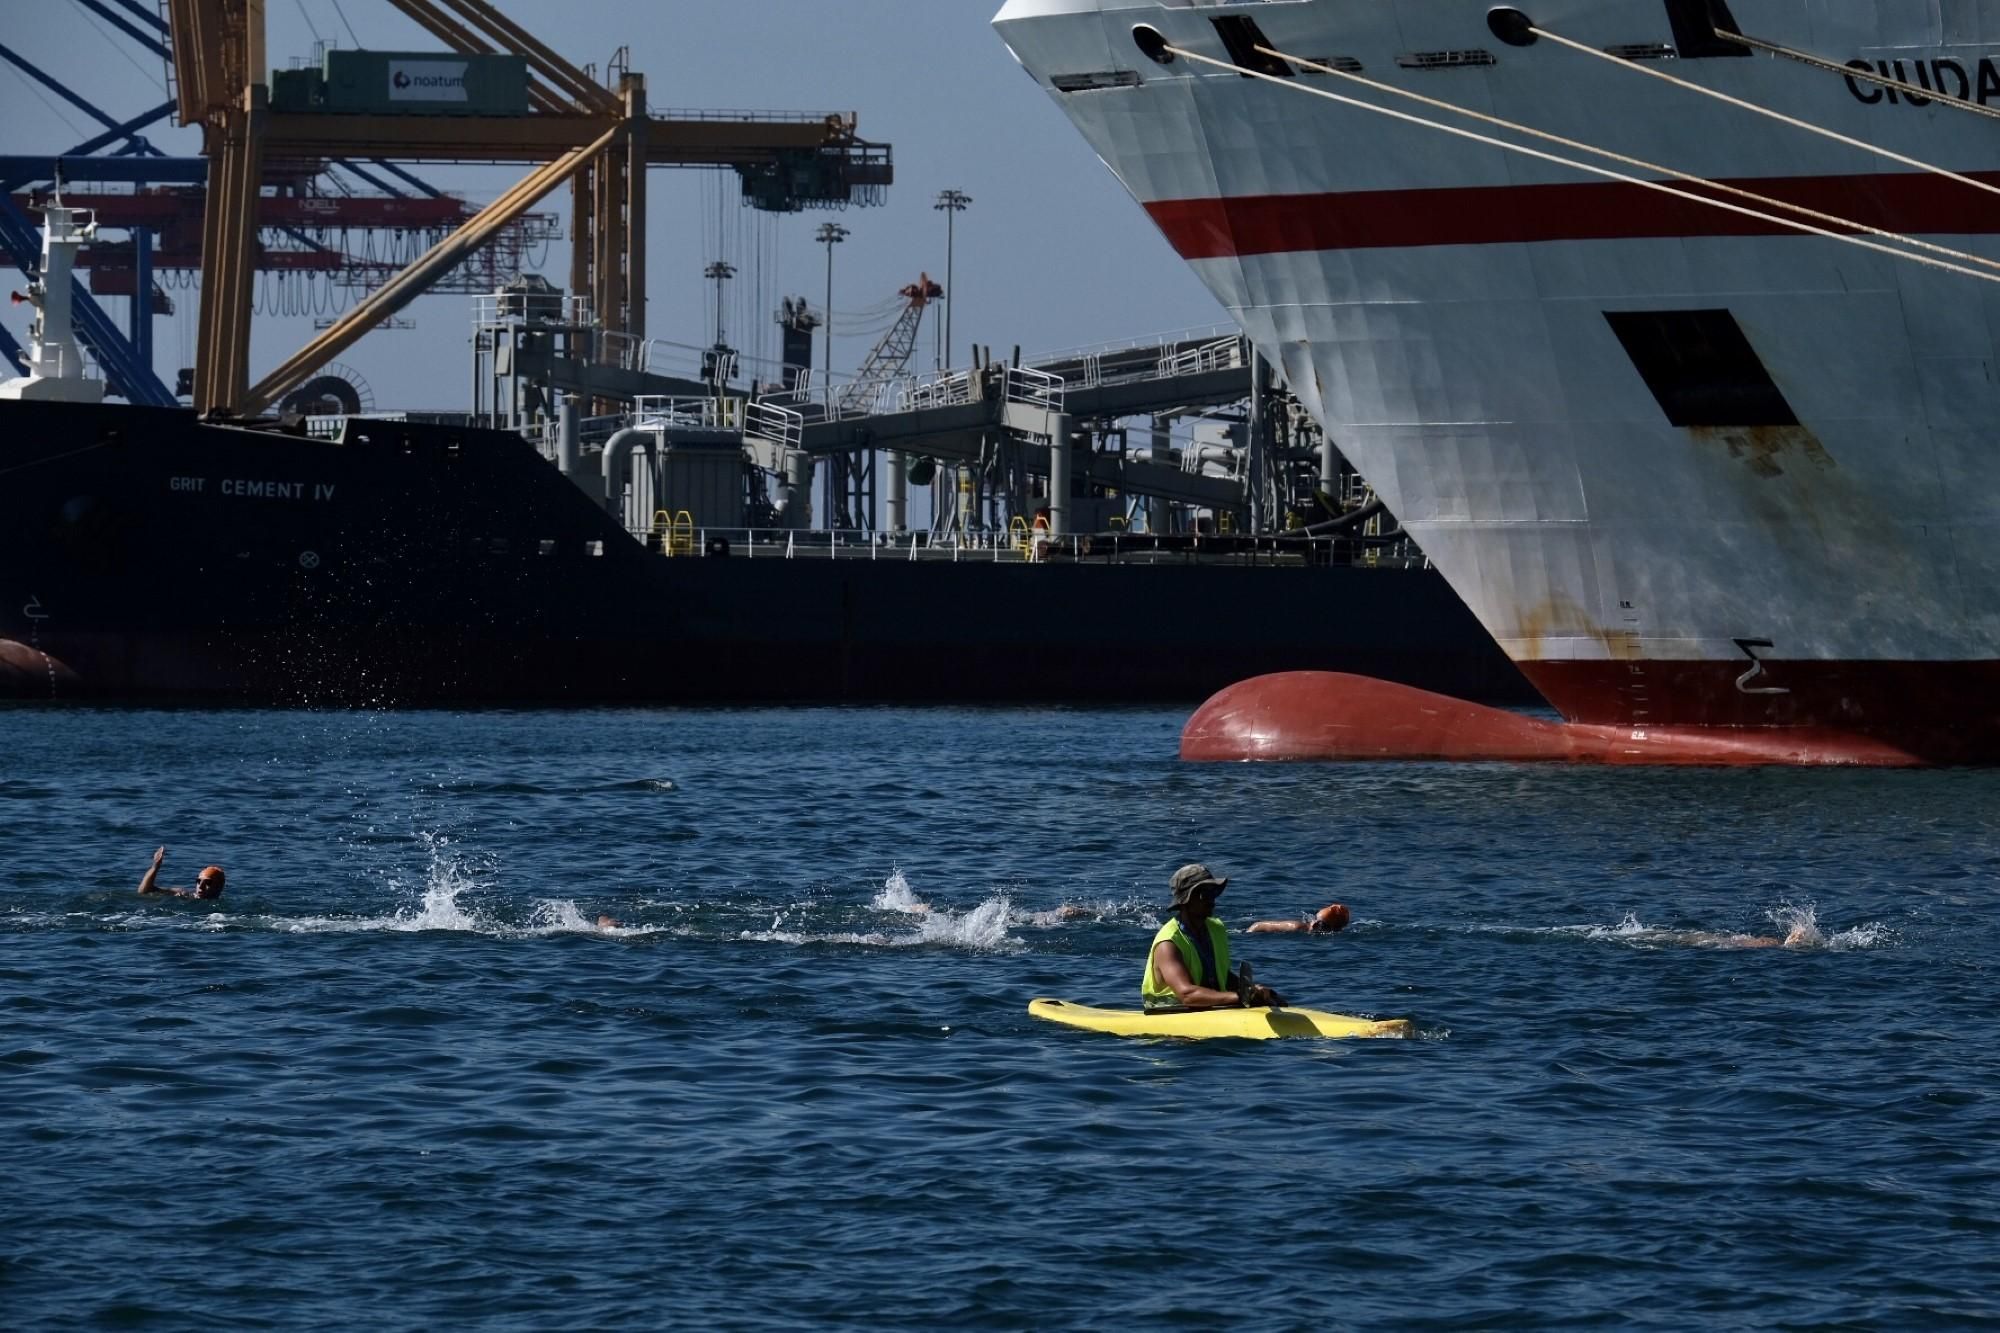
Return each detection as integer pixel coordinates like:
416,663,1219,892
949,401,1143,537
653,509,697,557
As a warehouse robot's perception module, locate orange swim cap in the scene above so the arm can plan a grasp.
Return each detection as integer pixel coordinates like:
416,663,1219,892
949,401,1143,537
198,866,226,888
1314,903,1350,931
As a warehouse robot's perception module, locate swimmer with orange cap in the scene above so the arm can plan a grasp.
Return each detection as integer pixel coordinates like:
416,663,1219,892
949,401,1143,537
1247,902,1351,935
137,846,225,900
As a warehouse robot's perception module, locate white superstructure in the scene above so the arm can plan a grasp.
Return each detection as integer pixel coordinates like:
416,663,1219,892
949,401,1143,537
1,190,104,405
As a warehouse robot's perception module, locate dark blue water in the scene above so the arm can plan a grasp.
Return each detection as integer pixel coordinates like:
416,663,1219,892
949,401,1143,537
4,706,1997,1329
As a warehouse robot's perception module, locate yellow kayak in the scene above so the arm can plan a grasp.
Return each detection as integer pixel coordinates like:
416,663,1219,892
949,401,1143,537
1028,997,1414,1041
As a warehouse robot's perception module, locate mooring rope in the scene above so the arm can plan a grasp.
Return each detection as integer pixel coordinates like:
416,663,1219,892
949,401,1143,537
1714,28,2000,125
1529,26,2000,197
1160,43,2000,286
1255,41,2000,278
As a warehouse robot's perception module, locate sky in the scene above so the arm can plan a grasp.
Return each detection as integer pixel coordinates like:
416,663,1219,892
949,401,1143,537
0,0,1227,408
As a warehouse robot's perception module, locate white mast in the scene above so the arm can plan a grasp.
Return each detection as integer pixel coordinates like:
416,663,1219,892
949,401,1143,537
0,187,106,404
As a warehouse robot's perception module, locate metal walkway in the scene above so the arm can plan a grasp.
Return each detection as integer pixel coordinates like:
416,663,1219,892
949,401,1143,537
737,333,1252,508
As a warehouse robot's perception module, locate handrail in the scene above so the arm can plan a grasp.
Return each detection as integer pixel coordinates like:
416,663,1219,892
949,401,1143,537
745,398,803,451
607,523,1431,571
1026,322,1241,367
632,395,738,431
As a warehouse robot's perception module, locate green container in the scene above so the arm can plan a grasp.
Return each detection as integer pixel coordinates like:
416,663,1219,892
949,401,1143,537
319,49,529,116
269,68,324,112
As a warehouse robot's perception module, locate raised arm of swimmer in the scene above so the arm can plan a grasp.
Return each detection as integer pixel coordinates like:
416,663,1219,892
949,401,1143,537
138,847,225,899
138,846,167,895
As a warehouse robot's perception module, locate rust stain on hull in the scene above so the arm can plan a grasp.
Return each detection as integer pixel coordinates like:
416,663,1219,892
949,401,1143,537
1514,591,1642,663
1687,424,1834,480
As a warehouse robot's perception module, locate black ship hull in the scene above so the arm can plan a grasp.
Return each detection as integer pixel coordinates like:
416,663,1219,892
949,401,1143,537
0,402,1530,705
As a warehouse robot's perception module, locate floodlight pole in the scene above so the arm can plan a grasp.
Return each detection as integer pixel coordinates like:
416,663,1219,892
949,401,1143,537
933,189,970,370
815,221,848,417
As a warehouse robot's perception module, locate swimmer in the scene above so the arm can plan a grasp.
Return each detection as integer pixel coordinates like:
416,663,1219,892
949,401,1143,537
1247,902,1351,935
137,846,224,900
596,915,619,930
1696,921,1819,949
1633,921,1821,949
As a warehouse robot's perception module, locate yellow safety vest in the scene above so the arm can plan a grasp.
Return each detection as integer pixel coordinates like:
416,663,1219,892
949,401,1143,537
1140,915,1231,1008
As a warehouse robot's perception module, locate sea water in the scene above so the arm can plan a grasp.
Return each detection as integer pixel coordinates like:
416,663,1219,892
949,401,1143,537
2,705,1996,1328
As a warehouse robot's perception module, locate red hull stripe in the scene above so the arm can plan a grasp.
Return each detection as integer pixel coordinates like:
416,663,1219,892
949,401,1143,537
1143,171,2000,259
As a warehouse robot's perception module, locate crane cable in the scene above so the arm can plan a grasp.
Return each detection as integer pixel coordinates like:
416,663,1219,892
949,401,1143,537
1160,42,2000,286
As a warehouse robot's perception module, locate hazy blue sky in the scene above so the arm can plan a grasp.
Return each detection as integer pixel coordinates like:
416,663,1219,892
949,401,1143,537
1,0,1225,407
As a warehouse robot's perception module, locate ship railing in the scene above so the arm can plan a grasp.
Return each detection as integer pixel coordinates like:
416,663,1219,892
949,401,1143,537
744,398,804,451
469,292,595,332
1158,334,1246,379
633,395,742,432
1026,322,1240,370
825,371,912,421
305,411,407,441
897,368,979,411
1004,364,1064,413
618,334,800,391
755,372,890,425
615,523,1424,570
524,417,557,458
600,328,647,373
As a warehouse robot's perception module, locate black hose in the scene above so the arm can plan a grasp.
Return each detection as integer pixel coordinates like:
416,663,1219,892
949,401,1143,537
1282,497,1386,537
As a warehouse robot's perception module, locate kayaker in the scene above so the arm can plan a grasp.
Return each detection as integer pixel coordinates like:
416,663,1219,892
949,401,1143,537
1248,902,1351,935
137,846,224,900
1142,863,1286,1010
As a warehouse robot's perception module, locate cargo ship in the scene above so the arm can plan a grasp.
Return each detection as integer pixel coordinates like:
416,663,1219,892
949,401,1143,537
0,199,1522,706
994,0,2000,763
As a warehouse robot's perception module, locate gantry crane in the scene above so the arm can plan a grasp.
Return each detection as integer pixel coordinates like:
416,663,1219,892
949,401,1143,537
163,0,889,416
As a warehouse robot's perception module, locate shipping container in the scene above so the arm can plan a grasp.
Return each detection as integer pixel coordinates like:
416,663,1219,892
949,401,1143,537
315,49,530,116
269,68,324,112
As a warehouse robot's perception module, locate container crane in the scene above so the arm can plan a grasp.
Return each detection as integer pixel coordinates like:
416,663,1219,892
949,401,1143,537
162,0,891,416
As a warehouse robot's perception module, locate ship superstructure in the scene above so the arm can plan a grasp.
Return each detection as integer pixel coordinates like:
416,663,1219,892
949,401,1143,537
995,0,2000,761
1,191,104,405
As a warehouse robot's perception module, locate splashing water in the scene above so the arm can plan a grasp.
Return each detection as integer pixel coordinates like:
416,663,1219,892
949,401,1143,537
1558,903,1887,951
741,889,1021,953
526,899,611,933
915,896,1015,950
379,833,489,932
1766,902,1891,951
1765,902,1824,949
872,868,930,915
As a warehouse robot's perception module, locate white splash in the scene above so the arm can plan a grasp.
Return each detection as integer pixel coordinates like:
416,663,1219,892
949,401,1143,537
1765,902,1824,949
1020,897,1152,928
740,893,1021,952
916,896,1014,950
1568,903,1886,951
279,831,492,934
380,843,486,931
872,868,930,915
